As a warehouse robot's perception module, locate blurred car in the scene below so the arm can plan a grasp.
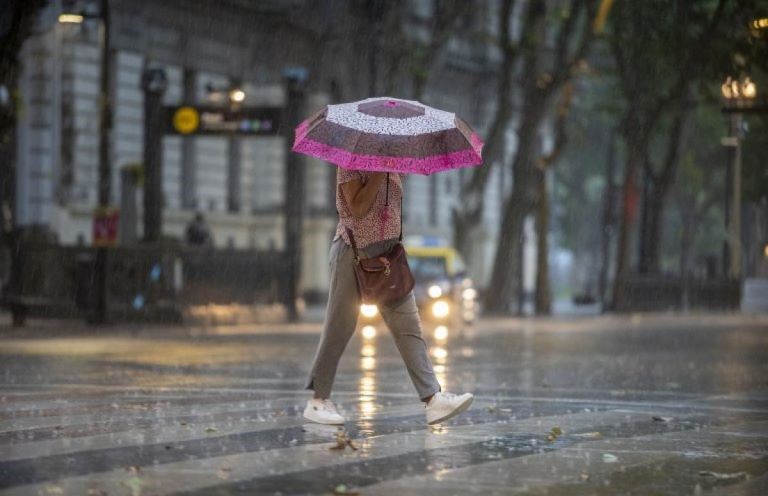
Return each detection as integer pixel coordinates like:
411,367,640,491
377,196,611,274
359,236,478,325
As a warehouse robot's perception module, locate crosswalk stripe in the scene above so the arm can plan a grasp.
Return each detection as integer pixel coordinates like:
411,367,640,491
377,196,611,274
177,410,719,496
0,407,704,495
0,397,294,432
0,399,424,461
0,397,597,490
359,419,768,495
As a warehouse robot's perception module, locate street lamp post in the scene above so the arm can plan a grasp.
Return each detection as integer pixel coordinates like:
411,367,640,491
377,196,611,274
282,67,308,322
60,0,113,323
141,67,168,243
93,0,112,324
720,76,756,280
205,82,247,213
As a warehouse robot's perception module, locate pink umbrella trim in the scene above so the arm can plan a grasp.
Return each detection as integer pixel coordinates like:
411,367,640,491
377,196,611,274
293,136,483,175
294,119,312,144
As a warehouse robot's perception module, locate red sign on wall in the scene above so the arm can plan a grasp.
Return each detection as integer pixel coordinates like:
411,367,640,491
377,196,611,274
93,207,120,247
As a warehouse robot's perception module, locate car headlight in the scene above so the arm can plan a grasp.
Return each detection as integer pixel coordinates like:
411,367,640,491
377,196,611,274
462,288,477,300
428,285,443,298
360,304,379,318
432,300,450,318
434,325,448,340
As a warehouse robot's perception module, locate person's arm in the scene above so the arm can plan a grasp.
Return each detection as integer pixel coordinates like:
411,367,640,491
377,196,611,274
340,172,386,218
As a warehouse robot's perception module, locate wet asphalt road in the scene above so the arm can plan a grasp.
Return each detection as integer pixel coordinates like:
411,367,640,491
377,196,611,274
0,313,766,495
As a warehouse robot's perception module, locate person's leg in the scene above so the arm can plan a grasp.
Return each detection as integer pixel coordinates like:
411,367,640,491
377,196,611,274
379,292,441,401
305,239,360,399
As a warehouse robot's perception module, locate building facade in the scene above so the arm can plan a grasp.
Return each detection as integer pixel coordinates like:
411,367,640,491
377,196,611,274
15,0,531,298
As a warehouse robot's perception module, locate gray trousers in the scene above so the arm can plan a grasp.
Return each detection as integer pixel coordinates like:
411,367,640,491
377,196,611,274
305,237,441,401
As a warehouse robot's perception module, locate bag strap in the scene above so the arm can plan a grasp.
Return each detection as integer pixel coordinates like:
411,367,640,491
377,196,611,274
345,172,403,260
345,226,361,263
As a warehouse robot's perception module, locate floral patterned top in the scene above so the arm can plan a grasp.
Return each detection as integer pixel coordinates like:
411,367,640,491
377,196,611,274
335,168,402,249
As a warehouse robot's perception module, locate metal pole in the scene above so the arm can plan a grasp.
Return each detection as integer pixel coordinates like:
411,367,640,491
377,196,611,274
729,113,743,279
142,67,168,243
282,68,307,322
723,137,732,276
93,0,112,324
227,80,242,213
181,68,197,210
227,136,241,212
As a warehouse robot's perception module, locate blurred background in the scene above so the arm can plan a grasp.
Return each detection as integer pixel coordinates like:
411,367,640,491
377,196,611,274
0,0,767,326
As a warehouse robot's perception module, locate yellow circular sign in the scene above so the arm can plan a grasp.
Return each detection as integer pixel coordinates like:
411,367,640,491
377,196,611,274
173,106,199,134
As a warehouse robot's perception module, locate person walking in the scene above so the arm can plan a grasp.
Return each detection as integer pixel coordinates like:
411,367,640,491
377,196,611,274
303,168,474,425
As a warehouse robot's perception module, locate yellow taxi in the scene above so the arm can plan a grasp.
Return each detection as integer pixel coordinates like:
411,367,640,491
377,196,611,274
359,237,478,326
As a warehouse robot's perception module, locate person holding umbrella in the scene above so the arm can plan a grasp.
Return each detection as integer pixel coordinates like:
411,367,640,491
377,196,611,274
293,97,483,425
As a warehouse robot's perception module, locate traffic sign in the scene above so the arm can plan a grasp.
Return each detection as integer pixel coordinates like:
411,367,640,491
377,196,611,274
172,106,200,134
164,105,282,136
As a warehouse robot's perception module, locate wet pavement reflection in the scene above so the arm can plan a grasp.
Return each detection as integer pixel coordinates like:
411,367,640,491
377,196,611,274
0,314,766,494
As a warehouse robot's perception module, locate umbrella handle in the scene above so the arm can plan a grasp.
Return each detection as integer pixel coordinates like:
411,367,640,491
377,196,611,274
385,173,389,207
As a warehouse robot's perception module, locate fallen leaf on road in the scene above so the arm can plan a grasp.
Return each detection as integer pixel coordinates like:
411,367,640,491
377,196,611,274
205,427,217,433
574,431,602,439
653,416,673,422
602,453,619,463
330,430,358,451
547,426,564,442
217,467,232,480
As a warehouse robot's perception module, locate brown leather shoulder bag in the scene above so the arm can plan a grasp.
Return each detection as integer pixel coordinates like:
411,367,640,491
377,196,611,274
344,174,414,305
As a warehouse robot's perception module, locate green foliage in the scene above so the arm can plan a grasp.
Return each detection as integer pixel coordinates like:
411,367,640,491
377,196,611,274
552,82,614,263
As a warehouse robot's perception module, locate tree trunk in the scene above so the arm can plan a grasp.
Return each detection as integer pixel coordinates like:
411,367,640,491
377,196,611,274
534,168,551,314
679,201,695,311
484,181,529,315
611,132,645,310
452,0,530,262
638,103,688,274
484,108,542,315
598,129,617,305
452,204,483,267
644,182,669,273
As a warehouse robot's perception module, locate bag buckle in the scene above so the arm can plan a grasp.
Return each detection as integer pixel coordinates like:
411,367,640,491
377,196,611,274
380,257,391,276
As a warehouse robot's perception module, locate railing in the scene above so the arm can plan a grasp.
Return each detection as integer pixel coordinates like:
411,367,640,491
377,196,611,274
3,242,289,322
615,274,741,312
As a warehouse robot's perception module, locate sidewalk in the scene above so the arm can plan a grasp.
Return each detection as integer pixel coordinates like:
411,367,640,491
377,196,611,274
1,308,765,340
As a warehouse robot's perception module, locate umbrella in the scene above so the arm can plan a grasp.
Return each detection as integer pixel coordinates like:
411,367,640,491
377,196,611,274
292,97,484,175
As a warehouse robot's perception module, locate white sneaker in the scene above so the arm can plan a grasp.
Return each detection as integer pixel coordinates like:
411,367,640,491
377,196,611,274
425,392,474,425
303,398,346,425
